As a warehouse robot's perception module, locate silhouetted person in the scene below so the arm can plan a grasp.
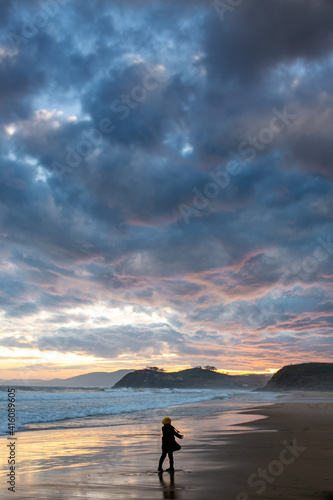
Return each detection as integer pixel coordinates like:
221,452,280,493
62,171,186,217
158,417,183,472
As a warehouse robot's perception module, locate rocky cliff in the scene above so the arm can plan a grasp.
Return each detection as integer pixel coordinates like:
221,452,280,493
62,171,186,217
113,367,270,389
263,363,333,391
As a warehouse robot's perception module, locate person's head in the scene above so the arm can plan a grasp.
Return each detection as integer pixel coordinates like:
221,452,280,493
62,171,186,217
162,417,171,425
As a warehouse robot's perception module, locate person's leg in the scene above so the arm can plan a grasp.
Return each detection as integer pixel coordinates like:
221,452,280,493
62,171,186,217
167,452,174,470
158,451,167,470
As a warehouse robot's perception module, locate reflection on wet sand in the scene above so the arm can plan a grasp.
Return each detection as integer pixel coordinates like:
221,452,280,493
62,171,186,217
158,471,177,499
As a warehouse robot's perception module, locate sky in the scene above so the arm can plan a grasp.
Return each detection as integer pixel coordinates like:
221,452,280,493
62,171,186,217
0,0,333,380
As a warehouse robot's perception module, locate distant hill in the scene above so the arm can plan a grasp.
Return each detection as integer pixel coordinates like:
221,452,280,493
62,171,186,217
113,367,270,389
262,363,333,391
0,370,133,387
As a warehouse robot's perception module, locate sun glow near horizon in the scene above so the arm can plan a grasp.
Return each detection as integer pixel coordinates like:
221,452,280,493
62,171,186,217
0,344,281,381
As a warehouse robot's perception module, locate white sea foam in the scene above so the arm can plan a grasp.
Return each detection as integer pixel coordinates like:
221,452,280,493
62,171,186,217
0,386,276,435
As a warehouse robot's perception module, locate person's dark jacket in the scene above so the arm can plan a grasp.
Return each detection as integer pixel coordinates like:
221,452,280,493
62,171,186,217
161,424,182,452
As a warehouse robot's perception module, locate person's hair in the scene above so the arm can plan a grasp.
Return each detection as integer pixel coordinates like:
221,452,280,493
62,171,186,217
162,417,171,424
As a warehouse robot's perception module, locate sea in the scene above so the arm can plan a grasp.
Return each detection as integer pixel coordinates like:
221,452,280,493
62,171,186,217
0,385,280,436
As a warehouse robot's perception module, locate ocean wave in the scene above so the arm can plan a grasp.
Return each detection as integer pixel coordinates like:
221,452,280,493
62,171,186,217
0,387,233,435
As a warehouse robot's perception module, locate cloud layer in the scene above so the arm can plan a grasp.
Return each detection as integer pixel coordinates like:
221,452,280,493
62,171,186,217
0,0,332,377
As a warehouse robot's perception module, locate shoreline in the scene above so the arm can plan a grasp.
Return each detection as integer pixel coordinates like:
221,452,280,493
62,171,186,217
1,394,333,499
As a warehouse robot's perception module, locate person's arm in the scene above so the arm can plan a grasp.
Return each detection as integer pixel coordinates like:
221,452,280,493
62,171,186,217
173,429,183,439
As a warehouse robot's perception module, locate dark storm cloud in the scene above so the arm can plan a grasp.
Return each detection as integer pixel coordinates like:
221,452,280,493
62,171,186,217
205,0,333,84
81,63,170,149
0,0,12,26
0,46,45,123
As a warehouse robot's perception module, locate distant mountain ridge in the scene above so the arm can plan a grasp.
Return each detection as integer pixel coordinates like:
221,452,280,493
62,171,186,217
262,363,333,391
113,367,271,389
0,370,133,387
3,363,332,390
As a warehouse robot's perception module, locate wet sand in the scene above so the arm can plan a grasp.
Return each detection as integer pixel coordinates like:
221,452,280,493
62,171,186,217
196,398,333,500
1,393,333,499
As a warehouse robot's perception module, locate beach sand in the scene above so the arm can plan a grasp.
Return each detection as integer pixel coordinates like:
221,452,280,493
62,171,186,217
1,393,333,499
